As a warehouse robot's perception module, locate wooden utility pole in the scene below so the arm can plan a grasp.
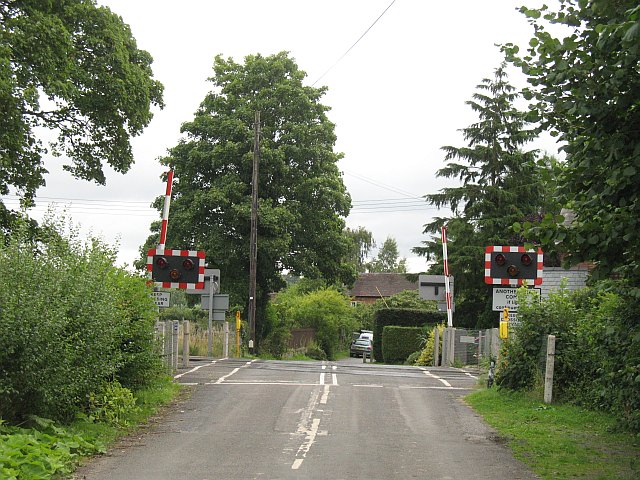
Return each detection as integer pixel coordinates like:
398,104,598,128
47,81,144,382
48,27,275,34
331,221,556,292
248,111,260,354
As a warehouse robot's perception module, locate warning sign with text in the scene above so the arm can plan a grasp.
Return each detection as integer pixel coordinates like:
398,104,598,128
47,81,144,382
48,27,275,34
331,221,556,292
492,287,540,311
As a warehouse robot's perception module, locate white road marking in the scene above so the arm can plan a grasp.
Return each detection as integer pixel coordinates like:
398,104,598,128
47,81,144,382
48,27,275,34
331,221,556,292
173,360,217,379
320,384,330,404
215,367,239,384
422,369,452,387
319,372,325,385
465,372,478,379
209,382,319,386
400,386,470,390
332,373,338,386
353,384,384,388
213,359,255,384
291,417,321,469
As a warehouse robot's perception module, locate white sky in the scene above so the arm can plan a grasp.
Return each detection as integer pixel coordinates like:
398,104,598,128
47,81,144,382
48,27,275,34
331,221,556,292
5,0,559,272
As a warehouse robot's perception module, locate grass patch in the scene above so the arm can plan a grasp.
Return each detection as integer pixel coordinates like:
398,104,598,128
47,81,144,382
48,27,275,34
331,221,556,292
0,377,182,479
466,388,640,479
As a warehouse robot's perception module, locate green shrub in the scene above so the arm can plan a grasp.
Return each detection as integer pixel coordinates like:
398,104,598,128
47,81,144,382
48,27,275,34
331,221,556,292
261,324,292,359
0,218,161,423
405,351,421,365
272,287,357,360
382,326,423,364
88,381,140,427
305,342,327,361
495,281,640,432
415,323,445,366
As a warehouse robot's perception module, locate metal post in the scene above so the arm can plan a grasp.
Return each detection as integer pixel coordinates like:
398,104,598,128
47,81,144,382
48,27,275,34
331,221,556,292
544,334,556,404
172,320,179,370
491,328,500,360
433,327,440,367
448,327,456,366
223,321,229,358
208,274,214,357
182,320,190,368
164,320,172,370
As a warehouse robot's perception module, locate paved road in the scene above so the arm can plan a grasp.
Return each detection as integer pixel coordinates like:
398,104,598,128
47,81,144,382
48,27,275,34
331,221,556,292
75,357,537,479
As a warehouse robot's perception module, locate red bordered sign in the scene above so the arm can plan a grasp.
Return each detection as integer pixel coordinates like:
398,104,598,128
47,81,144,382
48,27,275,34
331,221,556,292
484,246,543,286
147,248,206,290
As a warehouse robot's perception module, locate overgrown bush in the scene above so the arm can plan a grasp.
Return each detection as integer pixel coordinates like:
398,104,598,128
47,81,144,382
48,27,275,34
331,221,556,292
261,324,292,359
0,218,161,423
88,381,140,427
496,281,640,432
415,323,445,366
272,286,357,360
305,342,327,361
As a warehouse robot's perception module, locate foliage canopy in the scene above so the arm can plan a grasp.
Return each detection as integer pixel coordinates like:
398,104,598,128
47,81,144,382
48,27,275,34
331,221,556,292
0,0,163,229
504,0,640,285
142,52,354,347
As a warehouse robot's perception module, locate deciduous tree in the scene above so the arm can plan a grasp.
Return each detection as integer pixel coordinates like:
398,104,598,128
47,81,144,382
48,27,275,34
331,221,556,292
142,52,355,346
503,0,640,286
367,236,407,273
0,0,164,230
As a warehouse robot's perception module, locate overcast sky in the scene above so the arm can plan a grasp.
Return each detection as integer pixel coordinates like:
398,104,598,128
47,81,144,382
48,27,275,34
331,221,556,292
6,0,558,272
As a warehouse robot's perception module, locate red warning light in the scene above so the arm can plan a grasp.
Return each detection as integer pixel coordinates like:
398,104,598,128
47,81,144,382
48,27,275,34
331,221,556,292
155,257,168,269
183,258,195,270
495,253,506,266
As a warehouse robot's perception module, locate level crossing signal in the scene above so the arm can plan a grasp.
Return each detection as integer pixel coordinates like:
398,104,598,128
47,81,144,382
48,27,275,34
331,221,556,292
147,248,205,289
484,246,543,286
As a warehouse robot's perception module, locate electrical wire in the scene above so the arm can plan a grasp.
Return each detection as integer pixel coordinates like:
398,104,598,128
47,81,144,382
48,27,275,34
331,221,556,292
312,0,397,86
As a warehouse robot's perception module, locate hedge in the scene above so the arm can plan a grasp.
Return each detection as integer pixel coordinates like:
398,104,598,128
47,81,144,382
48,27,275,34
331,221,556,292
372,308,445,361
382,326,423,364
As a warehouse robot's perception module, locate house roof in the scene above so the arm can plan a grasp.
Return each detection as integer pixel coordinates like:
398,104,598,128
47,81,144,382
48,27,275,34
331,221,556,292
348,273,418,298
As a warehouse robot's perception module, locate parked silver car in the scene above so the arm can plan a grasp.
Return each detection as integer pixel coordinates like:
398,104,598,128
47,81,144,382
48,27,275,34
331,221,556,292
350,338,373,358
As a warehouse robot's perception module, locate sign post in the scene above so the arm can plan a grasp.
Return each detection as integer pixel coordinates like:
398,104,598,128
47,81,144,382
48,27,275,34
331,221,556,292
441,226,453,327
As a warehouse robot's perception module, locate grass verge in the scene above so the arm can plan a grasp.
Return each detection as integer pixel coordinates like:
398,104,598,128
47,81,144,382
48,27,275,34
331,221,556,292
0,377,182,479
465,388,640,480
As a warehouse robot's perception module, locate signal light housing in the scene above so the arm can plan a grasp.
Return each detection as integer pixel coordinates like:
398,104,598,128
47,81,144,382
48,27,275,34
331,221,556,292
485,246,543,286
147,249,205,289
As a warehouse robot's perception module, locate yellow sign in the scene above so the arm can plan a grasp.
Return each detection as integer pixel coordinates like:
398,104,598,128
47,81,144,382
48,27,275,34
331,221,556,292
500,307,509,338
235,311,241,357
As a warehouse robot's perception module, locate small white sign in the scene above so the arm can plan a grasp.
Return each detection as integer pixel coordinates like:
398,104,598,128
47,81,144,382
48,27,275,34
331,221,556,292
492,287,540,311
150,292,170,308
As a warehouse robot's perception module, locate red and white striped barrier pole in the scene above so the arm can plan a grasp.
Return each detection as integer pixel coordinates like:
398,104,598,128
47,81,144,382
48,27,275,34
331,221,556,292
442,226,453,327
157,169,174,252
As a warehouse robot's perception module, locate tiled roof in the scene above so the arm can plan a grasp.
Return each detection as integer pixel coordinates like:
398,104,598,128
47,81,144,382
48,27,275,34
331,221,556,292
348,273,418,298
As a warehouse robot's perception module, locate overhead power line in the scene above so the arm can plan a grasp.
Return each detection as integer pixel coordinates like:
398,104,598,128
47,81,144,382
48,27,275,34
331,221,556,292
312,0,397,86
